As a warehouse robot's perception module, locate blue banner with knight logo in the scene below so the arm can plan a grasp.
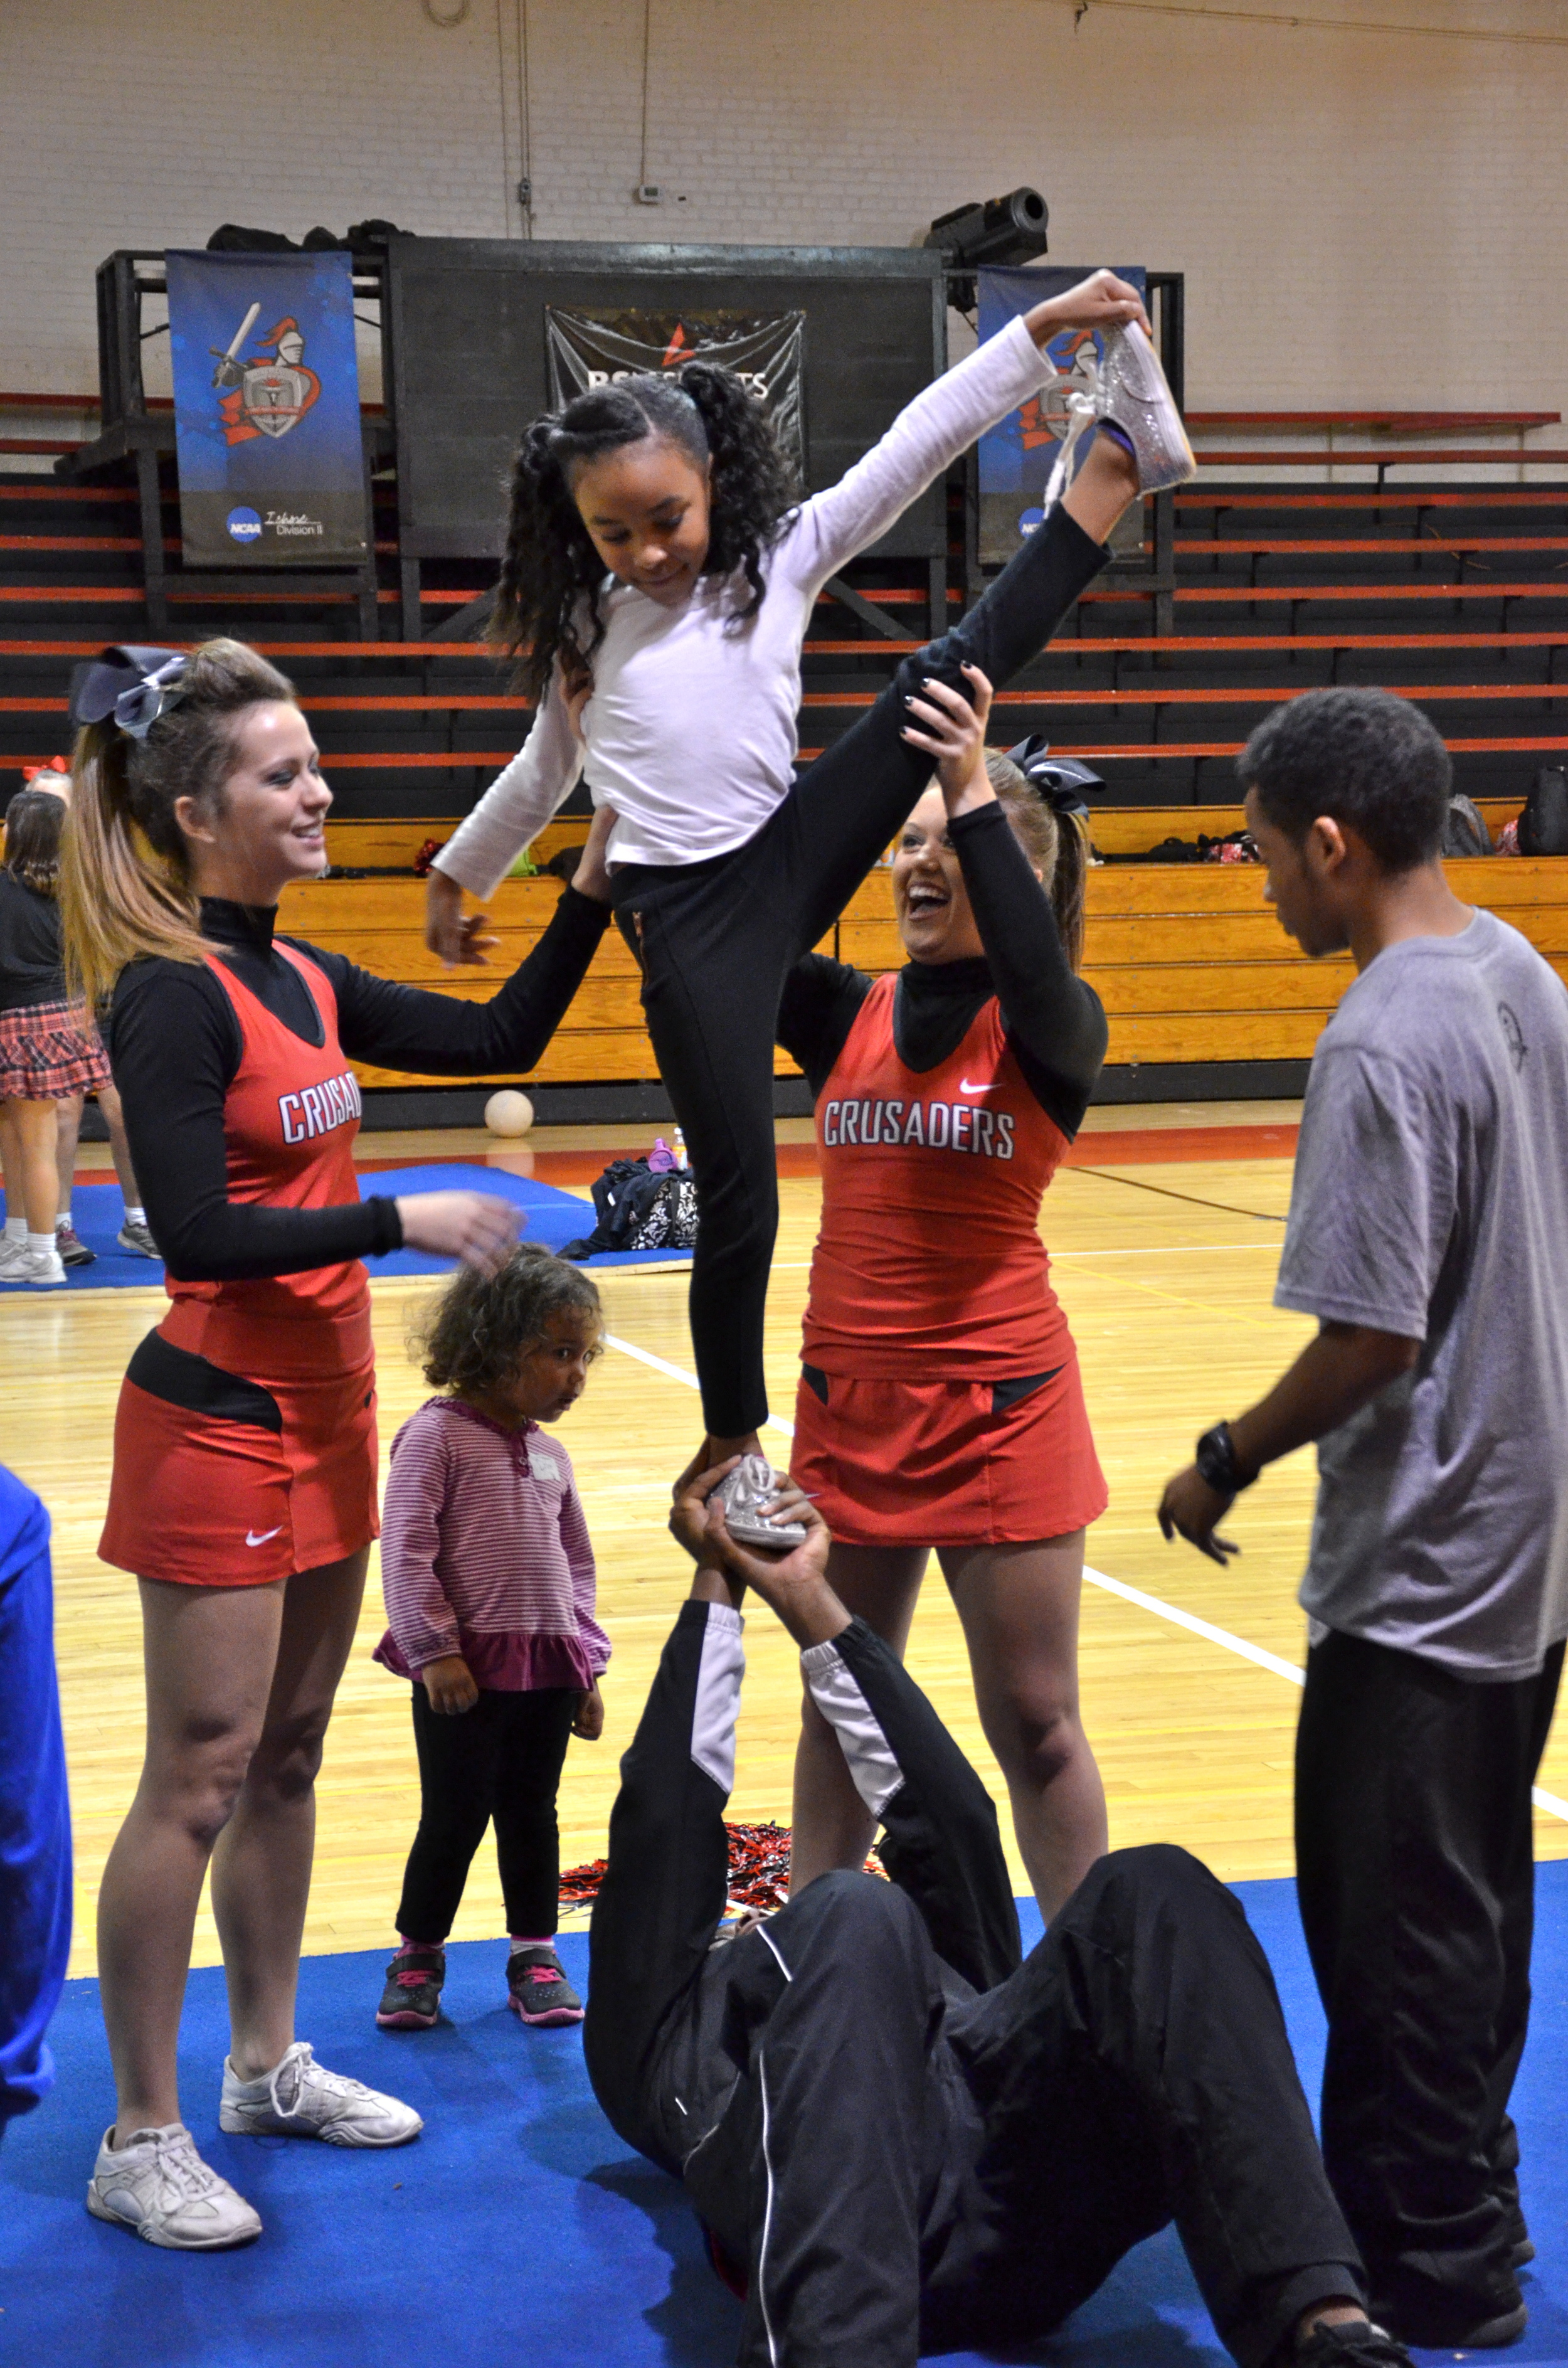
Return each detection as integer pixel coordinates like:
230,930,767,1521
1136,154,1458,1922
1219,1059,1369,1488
976,265,1147,564
167,250,366,566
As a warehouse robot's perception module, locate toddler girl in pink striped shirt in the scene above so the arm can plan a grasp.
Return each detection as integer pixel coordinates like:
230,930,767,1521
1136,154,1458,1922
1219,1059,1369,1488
373,1243,609,2032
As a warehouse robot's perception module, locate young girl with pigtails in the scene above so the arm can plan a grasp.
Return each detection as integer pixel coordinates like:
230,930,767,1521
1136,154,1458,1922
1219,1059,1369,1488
426,276,1194,1473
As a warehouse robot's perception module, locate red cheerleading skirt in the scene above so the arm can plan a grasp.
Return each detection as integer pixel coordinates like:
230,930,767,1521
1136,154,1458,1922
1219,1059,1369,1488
99,1320,379,1588
790,1353,1107,1548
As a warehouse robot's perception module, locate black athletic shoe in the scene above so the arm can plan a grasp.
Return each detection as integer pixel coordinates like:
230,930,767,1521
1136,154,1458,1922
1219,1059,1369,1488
375,1944,445,2030
1290,2324,1413,2368
1369,2296,1527,2351
506,1946,583,2026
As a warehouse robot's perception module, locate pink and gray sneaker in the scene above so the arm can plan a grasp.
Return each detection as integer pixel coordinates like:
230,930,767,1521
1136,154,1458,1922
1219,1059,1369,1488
507,1946,583,2026
375,1943,445,2030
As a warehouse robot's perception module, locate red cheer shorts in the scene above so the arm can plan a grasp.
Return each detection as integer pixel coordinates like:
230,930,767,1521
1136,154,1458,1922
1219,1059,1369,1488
99,1325,379,1588
790,1354,1107,1548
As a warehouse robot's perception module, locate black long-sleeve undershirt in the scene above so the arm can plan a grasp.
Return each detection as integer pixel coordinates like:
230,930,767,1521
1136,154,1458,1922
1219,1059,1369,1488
776,799,1107,1139
106,884,610,1283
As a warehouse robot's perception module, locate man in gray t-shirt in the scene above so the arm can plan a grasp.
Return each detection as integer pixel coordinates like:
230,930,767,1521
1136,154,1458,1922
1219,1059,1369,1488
1158,688,1567,2353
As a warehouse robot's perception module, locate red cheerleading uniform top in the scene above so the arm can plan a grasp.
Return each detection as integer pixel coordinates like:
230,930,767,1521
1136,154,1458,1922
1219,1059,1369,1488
803,972,1072,1381
158,945,373,1380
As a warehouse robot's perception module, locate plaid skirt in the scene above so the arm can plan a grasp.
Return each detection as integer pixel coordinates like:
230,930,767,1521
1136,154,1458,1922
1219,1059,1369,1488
0,998,110,1100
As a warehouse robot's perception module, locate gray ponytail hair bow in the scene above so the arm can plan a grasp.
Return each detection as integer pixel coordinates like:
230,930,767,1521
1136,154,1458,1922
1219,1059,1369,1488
67,645,190,741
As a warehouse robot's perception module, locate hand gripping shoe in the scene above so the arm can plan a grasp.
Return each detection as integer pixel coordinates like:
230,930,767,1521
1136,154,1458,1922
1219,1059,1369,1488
1044,316,1196,512
711,1454,808,1551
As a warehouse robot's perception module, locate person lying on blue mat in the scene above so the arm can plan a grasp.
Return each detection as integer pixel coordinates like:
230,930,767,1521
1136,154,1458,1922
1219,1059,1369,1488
582,1456,1416,2368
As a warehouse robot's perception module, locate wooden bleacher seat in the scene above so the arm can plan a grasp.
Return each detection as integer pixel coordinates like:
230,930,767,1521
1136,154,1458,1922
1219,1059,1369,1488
266,814,1567,1088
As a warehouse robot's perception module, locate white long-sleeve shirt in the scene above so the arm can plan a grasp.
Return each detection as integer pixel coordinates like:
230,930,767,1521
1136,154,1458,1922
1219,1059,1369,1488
433,313,1054,890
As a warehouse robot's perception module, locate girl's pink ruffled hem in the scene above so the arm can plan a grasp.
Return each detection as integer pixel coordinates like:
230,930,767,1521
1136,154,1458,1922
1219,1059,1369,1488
374,1627,601,1692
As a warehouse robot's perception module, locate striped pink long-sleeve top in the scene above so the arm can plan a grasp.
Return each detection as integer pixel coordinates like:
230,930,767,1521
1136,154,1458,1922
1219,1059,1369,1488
373,1397,610,1693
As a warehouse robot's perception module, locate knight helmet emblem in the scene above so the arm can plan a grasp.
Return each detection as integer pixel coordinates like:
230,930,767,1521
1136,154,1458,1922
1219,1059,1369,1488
212,308,321,446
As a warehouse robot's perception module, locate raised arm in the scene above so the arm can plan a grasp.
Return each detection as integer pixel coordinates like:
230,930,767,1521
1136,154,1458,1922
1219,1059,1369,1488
903,664,1107,1136
949,802,1107,1133
788,270,1148,592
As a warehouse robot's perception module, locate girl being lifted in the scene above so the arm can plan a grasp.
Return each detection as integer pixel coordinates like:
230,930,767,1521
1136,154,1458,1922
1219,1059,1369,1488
426,275,1192,1462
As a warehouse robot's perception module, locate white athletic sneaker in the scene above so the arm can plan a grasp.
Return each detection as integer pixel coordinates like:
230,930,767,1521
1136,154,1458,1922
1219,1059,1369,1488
218,2041,423,2148
711,1454,808,1551
85,2121,262,2249
0,1235,31,1280
19,1243,66,1288
1044,316,1196,512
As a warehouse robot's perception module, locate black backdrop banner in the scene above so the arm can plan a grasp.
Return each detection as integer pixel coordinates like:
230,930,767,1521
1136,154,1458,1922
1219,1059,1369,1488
545,307,805,483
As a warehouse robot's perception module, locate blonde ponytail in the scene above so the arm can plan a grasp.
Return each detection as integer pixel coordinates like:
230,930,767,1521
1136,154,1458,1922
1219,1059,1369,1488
60,637,295,1007
982,748,1088,972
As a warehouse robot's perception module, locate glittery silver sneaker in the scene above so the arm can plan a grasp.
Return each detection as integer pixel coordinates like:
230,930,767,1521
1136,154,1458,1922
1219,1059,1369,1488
711,1454,808,1551
1043,317,1195,512
86,2121,262,2248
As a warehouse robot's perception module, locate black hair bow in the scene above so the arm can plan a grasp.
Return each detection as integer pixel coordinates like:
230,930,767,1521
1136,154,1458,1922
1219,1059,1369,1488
68,645,189,741
1005,733,1106,819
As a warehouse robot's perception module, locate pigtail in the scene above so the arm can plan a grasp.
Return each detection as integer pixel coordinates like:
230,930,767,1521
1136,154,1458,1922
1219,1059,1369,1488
490,418,609,704
673,361,795,624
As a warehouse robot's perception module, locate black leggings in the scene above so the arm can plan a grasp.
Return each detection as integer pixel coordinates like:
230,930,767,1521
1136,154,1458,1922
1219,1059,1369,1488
394,1682,577,1942
611,504,1108,1436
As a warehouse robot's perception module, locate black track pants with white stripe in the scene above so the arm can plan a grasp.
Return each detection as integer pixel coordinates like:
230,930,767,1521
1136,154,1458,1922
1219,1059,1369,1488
587,1606,1365,2368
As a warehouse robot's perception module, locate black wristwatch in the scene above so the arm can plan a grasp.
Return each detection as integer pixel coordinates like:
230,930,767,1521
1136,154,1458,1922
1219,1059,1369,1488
1194,1420,1255,1497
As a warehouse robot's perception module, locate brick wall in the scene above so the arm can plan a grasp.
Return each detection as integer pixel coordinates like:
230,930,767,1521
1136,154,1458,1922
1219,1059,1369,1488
4,0,1566,413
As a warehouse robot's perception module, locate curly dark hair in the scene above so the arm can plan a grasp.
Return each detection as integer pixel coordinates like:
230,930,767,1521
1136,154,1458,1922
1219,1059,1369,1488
415,1243,603,1398
492,364,798,701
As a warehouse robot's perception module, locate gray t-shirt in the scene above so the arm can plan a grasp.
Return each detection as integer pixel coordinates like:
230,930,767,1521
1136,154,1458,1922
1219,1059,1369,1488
1276,908,1568,1679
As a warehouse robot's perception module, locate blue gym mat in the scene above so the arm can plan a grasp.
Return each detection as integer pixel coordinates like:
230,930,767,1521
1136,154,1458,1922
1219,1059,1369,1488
3,1867,1565,2366
0,1163,692,1290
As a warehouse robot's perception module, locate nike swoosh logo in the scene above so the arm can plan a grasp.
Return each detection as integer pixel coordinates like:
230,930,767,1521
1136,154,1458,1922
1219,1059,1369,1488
245,1526,283,1548
959,1079,999,1095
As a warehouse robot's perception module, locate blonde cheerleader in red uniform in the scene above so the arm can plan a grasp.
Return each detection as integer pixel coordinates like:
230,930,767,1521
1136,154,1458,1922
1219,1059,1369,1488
60,640,613,2248
778,667,1109,1918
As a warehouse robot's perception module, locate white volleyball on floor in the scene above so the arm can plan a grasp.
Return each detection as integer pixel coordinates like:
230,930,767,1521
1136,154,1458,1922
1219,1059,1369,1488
484,1089,534,1138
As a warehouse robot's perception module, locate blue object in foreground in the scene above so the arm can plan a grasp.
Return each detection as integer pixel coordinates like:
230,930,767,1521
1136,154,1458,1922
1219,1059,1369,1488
3,1871,1566,2365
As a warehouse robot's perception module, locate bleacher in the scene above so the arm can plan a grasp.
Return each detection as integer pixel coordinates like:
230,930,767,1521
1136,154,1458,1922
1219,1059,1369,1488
4,401,1568,1100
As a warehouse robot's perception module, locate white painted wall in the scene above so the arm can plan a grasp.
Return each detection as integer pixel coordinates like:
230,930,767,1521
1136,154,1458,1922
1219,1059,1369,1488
3,0,1565,416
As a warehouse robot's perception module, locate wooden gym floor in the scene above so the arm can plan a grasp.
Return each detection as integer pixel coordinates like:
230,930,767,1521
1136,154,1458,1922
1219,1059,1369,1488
10,1100,1567,1982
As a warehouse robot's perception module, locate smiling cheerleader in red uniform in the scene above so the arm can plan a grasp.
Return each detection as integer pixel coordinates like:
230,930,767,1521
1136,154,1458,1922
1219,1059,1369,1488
778,668,1109,1918
60,639,613,2249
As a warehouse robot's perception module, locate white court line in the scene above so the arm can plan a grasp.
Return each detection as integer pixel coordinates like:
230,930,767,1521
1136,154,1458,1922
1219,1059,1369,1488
1083,1563,1308,1686
605,1328,1567,1824
604,1331,795,1440
1084,1564,1568,1824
